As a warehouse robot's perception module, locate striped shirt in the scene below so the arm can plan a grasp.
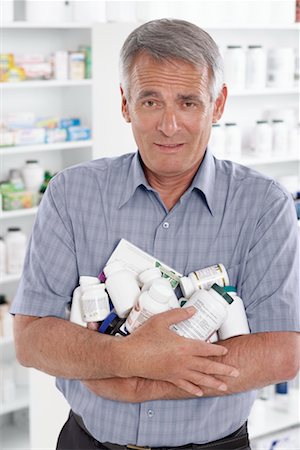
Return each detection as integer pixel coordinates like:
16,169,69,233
11,149,299,446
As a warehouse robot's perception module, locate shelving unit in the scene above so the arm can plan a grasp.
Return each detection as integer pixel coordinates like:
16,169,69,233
1,7,299,449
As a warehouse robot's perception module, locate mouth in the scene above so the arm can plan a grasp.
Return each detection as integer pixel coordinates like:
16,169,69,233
154,143,184,152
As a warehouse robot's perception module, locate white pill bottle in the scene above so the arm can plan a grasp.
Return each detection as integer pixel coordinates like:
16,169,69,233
180,263,229,298
125,279,173,333
104,260,140,318
5,227,27,275
81,284,110,322
218,286,250,340
70,276,100,327
172,284,233,341
139,267,179,309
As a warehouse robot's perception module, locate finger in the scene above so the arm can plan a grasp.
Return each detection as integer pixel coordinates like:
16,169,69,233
193,359,239,378
156,306,197,327
87,322,100,331
188,371,228,392
174,379,203,397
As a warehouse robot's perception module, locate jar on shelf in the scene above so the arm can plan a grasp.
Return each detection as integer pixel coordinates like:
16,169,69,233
22,160,44,193
5,227,27,275
246,46,267,90
252,121,272,158
267,48,295,89
208,124,225,159
224,123,242,159
272,120,288,156
224,46,246,90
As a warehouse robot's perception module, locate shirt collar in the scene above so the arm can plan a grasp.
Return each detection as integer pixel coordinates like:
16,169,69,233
118,149,216,216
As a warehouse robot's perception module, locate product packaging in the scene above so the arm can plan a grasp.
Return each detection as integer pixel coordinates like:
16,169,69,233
180,263,229,298
218,286,250,339
67,126,91,141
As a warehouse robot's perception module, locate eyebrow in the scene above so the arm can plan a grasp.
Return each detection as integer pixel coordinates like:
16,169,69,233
137,91,203,103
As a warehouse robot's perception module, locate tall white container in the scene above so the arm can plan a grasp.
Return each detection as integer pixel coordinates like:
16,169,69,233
72,1,106,22
218,287,250,340
209,124,225,159
5,227,27,275
252,121,273,158
25,0,67,23
22,160,44,193
272,120,288,155
70,276,100,327
125,279,173,333
104,260,140,318
224,46,246,90
267,48,295,88
81,284,110,322
246,46,267,90
224,123,242,158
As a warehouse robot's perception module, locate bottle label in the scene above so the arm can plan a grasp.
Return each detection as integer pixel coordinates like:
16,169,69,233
193,264,227,290
125,301,154,333
155,262,181,289
172,299,222,341
82,296,109,322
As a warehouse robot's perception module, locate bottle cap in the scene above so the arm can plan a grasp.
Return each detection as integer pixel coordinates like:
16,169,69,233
81,283,106,297
148,280,173,304
139,267,161,286
7,227,21,232
79,276,100,287
0,294,7,305
211,284,234,304
223,286,237,293
179,276,194,298
103,260,126,277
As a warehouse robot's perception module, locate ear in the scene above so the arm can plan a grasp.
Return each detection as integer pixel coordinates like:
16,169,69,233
212,84,227,123
120,85,131,123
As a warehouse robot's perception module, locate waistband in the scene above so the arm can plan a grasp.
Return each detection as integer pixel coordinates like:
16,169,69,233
71,411,249,450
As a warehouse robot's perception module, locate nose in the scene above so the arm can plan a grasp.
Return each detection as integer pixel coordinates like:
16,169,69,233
157,107,180,137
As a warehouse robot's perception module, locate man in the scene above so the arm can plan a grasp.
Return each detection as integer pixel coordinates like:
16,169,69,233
12,19,299,450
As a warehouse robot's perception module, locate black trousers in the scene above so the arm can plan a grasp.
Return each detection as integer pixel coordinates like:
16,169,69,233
56,410,251,450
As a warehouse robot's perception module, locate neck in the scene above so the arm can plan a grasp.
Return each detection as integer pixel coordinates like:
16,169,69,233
144,164,201,211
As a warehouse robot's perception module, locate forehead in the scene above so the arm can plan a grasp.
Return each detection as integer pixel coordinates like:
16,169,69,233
129,53,211,95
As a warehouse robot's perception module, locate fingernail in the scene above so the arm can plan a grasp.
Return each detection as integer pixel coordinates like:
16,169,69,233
185,306,195,314
219,383,227,391
196,390,203,397
231,369,239,377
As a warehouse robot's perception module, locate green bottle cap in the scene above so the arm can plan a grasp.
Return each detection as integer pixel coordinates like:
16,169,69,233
211,284,234,304
223,286,237,293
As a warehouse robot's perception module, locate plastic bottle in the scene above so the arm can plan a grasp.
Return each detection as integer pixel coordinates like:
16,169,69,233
172,284,234,341
124,279,173,333
139,268,179,308
22,160,44,192
5,227,27,274
267,48,295,88
224,46,246,90
272,119,288,155
225,123,242,158
0,237,6,276
252,120,272,158
70,276,100,327
0,294,9,337
218,286,250,340
208,124,225,159
180,263,229,299
9,169,25,191
104,260,141,318
81,284,110,322
246,46,267,89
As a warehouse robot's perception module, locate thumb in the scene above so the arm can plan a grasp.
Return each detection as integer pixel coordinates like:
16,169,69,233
158,306,196,327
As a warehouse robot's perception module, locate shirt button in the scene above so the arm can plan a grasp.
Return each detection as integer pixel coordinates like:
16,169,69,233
162,222,169,229
147,409,154,418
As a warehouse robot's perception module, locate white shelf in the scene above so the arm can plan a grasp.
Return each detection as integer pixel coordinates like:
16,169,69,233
234,153,300,166
0,207,38,220
1,79,92,89
0,140,93,156
2,21,92,29
0,273,21,285
0,421,30,450
230,87,299,96
0,386,29,416
249,389,300,439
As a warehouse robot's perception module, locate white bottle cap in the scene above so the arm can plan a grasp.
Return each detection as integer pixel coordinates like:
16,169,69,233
79,276,100,286
148,280,173,304
103,260,125,278
179,276,194,298
139,267,161,285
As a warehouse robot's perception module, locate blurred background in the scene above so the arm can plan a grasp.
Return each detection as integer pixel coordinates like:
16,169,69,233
0,1,299,449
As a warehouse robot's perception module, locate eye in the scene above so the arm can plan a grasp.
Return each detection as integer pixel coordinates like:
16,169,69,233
183,101,196,108
143,100,157,108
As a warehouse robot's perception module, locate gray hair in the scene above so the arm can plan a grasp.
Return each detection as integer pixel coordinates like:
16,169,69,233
119,18,224,101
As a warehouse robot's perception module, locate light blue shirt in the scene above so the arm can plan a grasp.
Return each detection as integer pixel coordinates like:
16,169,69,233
11,150,300,446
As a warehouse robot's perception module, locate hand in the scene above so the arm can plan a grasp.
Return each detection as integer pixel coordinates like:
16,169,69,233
116,307,239,397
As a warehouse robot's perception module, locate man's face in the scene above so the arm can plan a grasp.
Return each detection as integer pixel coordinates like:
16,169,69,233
121,53,226,179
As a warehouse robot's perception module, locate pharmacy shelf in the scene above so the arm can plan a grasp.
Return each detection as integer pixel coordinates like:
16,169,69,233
1,79,92,89
230,87,299,96
0,207,38,220
2,21,92,29
0,421,30,450
248,389,300,439
235,153,300,166
0,273,21,285
0,140,93,156
0,386,29,416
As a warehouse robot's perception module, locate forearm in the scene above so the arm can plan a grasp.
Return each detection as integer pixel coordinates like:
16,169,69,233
202,331,300,396
14,315,120,379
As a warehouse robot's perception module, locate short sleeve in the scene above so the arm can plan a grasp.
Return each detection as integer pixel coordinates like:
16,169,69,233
241,182,300,333
10,173,79,318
